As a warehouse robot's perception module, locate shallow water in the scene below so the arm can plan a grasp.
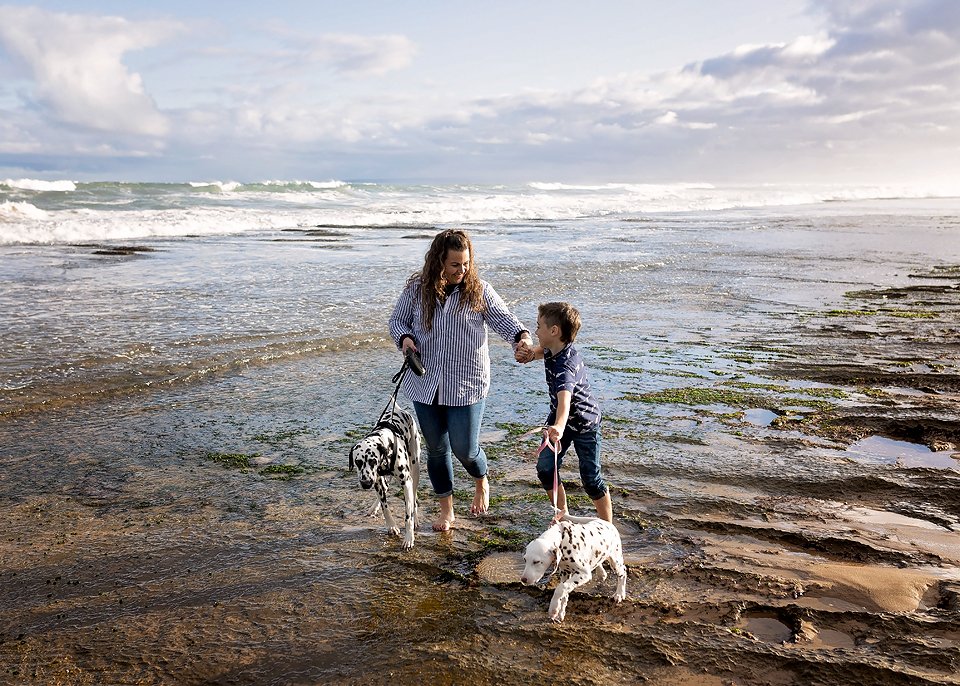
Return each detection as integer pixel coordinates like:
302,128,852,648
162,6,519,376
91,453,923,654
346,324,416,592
845,435,960,469
2,199,960,684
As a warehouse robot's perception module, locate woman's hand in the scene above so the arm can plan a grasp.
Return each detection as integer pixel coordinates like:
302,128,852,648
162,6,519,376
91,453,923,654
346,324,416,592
515,340,535,363
401,337,418,356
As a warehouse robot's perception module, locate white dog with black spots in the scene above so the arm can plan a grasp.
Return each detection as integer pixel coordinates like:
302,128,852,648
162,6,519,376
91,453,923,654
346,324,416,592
349,400,421,549
521,513,627,622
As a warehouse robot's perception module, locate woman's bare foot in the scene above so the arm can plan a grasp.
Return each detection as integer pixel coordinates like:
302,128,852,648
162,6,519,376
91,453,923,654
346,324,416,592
470,476,490,516
433,495,455,531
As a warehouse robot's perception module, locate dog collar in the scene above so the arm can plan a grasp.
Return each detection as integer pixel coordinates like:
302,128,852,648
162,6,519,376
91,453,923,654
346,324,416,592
372,418,405,475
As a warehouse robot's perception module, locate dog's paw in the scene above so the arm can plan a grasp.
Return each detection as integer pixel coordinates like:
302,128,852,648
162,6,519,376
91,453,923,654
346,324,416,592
613,590,626,603
548,598,566,622
402,534,415,550
387,526,401,538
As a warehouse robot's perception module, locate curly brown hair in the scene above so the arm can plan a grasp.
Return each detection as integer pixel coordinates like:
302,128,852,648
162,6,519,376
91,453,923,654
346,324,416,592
409,229,485,330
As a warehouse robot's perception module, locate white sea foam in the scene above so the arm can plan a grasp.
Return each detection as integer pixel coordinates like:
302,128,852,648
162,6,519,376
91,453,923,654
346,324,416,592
1,180,958,245
256,179,347,190
0,201,49,222
528,181,715,192
0,206,285,244
188,181,242,192
187,179,346,192
2,178,77,192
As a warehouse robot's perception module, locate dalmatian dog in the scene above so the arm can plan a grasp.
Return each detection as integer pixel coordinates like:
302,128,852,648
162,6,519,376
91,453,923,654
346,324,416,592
349,399,421,549
520,513,627,622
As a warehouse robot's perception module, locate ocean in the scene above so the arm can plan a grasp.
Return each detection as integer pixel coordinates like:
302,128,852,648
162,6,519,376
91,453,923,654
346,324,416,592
3,178,957,419
1,178,959,684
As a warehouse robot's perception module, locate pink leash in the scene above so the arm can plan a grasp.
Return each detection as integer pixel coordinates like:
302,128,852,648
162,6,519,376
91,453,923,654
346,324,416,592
536,431,562,520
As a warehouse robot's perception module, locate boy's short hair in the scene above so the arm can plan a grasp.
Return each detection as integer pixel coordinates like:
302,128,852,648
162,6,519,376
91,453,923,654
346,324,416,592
538,302,582,343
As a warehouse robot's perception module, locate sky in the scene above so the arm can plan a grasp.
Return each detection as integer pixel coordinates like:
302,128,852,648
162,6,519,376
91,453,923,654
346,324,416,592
0,0,958,186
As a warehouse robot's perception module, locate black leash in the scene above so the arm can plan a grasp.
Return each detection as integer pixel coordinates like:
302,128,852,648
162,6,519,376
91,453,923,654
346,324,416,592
380,348,425,423
351,349,426,475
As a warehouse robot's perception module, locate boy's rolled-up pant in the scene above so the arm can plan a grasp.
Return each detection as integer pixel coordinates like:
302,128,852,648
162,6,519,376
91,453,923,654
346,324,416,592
536,425,607,500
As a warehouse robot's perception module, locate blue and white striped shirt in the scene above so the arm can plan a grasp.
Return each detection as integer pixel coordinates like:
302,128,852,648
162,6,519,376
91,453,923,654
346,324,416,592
389,279,528,406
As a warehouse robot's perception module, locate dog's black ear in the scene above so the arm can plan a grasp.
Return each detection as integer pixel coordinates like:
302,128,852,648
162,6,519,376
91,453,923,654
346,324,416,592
348,445,356,471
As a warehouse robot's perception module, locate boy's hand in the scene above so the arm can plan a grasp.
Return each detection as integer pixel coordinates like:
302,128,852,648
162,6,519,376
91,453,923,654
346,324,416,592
515,340,535,363
546,424,563,444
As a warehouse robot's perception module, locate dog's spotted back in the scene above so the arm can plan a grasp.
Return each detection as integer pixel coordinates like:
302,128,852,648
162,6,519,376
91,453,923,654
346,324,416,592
520,514,627,621
349,401,421,549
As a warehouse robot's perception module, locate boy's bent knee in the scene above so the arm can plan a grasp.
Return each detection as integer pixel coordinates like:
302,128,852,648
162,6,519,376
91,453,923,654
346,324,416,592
536,469,555,492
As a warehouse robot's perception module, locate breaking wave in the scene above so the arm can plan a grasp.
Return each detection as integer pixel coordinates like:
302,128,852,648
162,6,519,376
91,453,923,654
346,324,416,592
2,179,959,245
2,178,77,192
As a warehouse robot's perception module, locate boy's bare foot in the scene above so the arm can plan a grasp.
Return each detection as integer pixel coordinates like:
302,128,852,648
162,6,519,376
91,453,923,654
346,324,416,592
433,495,455,531
470,476,490,516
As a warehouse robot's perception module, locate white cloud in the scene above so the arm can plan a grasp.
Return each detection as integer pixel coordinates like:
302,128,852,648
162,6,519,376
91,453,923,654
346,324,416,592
0,117,42,154
654,111,678,126
0,6,182,136
0,0,958,184
782,33,835,58
815,109,885,125
252,23,416,78
304,33,416,77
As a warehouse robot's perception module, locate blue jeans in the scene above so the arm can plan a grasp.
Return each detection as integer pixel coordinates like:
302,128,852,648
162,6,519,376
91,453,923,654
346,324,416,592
413,399,487,497
537,425,607,501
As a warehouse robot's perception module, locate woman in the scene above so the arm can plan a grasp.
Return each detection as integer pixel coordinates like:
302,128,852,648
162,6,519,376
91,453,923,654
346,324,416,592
389,229,532,531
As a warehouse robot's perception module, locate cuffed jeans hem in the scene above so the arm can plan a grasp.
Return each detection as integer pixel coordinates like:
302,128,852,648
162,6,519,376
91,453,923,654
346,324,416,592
538,472,607,499
536,425,605,499
589,485,610,501
434,489,454,498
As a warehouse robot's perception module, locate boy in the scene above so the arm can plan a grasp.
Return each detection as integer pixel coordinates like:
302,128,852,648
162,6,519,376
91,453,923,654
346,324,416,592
516,302,612,522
